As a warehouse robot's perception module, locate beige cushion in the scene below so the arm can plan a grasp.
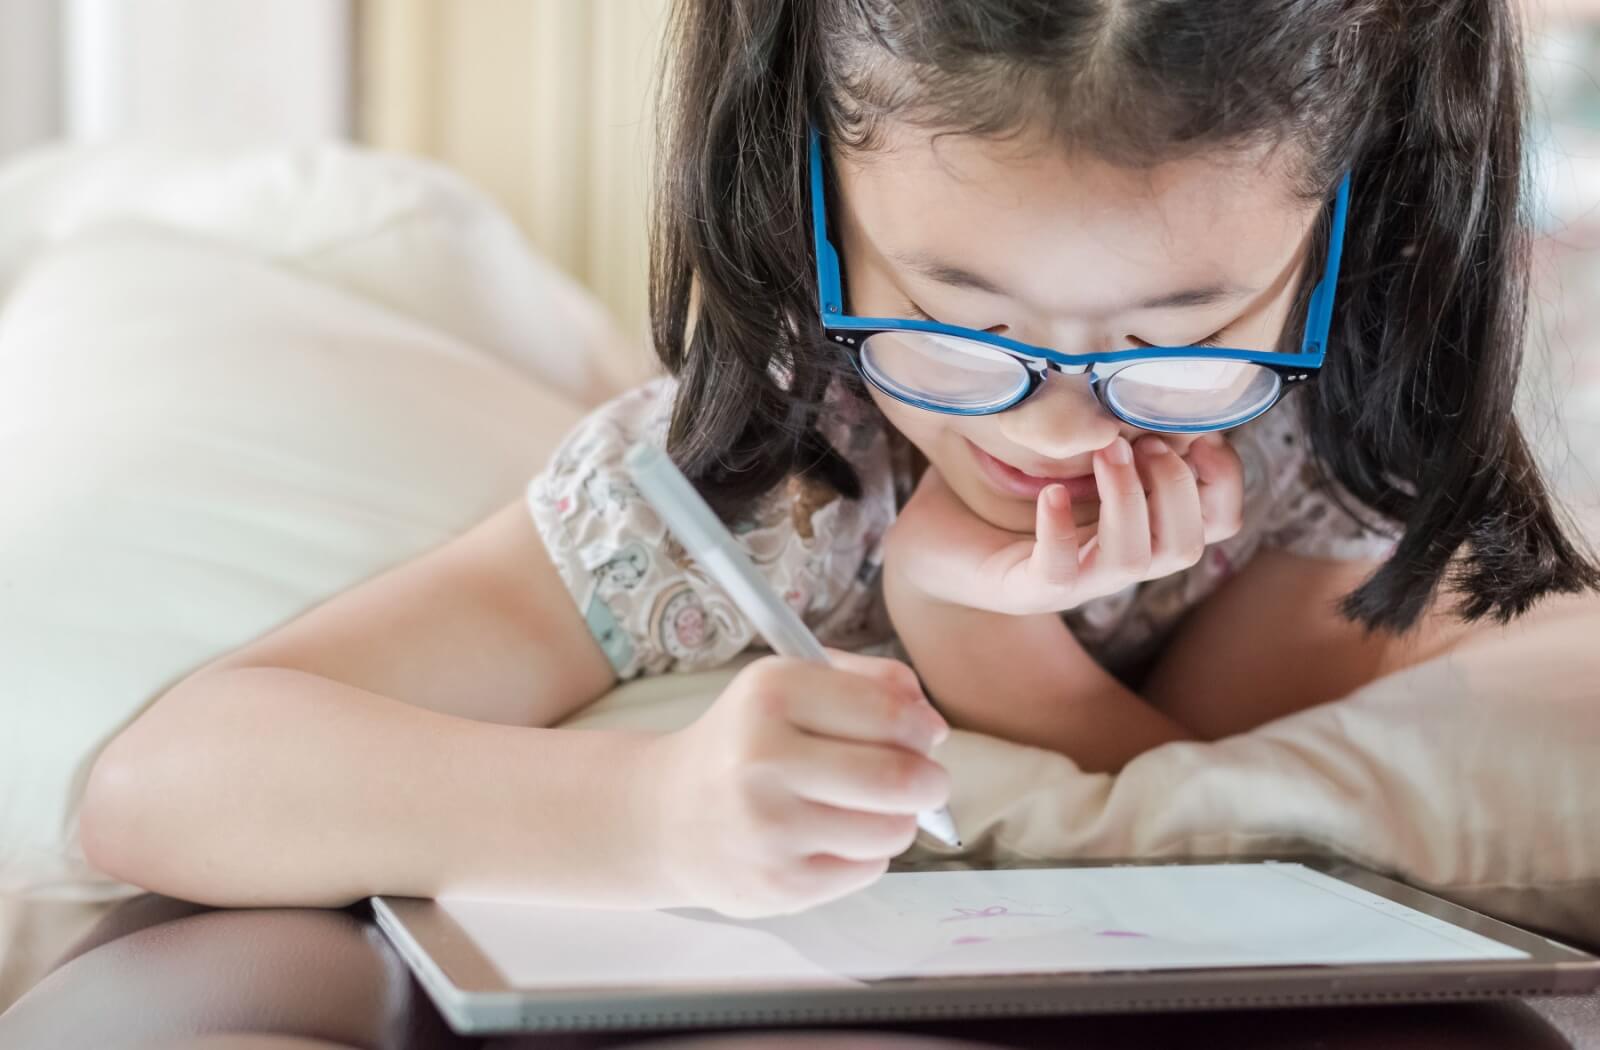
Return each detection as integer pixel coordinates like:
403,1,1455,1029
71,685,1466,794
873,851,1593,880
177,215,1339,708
560,590,1600,948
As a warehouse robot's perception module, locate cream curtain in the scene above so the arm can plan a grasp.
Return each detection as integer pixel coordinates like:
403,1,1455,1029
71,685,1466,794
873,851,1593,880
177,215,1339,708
357,0,669,381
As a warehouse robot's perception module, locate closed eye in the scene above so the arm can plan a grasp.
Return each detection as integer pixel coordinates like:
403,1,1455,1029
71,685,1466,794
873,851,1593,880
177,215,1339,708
901,300,1003,334
902,300,1228,349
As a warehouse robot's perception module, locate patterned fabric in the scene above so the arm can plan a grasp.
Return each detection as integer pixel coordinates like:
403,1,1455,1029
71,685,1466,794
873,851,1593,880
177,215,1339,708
526,378,1401,682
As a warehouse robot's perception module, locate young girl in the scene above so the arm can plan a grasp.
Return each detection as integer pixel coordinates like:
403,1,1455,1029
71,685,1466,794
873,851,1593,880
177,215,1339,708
81,0,1598,920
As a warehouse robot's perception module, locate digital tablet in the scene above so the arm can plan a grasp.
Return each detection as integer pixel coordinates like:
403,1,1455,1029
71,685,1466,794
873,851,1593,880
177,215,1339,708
372,856,1600,1034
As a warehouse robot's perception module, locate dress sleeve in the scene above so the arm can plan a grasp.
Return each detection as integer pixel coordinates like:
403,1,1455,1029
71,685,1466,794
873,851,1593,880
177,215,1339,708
523,378,901,679
524,379,760,678
1243,389,1403,562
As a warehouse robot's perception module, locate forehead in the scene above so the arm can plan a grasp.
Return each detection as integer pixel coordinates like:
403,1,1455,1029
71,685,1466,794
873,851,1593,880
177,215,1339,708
831,121,1318,312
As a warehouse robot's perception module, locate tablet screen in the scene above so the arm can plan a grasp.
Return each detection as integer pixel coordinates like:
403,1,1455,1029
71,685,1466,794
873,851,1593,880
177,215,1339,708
441,862,1526,991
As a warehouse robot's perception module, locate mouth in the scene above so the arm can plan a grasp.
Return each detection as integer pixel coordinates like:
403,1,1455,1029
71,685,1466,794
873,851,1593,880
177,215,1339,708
966,439,1102,503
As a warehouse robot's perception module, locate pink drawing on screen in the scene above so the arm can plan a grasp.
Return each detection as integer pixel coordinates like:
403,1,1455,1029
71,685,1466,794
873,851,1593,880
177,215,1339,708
939,904,1053,923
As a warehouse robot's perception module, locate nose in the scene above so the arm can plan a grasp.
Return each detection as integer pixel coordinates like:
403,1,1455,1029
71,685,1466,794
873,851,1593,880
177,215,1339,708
995,369,1125,462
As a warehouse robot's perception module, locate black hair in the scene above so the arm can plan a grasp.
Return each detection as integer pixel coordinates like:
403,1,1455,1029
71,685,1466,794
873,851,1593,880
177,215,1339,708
648,0,1600,634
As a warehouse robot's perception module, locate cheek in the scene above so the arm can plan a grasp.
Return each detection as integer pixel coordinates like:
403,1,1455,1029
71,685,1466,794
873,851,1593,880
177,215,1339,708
868,386,1100,533
866,385,940,449
867,385,970,480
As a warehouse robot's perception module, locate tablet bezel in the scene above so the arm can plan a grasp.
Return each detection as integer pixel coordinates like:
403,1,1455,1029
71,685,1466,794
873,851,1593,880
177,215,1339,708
373,854,1600,1034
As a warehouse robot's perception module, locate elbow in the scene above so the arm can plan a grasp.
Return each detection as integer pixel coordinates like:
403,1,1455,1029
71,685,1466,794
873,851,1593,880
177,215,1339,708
79,726,163,890
78,674,218,894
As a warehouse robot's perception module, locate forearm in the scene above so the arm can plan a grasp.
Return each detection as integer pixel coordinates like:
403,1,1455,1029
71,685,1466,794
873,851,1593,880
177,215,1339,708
80,666,675,909
885,566,1193,772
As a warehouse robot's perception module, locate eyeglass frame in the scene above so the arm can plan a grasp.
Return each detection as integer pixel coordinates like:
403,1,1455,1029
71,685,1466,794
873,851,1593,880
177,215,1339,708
808,123,1352,433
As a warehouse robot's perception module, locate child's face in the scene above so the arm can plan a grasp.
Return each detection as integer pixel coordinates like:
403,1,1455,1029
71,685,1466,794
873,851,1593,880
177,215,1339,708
831,121,1321,535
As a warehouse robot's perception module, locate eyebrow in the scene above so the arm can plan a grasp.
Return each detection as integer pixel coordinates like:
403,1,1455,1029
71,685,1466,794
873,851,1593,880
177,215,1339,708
887,250,1256,310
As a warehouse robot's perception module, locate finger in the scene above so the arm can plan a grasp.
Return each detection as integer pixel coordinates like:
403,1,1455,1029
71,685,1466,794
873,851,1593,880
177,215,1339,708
769,731,951,815
793,854,891,908
745,659,945,753
1188,434,1245,543
822,650,925,705
1135,435,1205,572
824,650,950,744
1026,484,1080,587
780,797,921,862
1084,436,1151,577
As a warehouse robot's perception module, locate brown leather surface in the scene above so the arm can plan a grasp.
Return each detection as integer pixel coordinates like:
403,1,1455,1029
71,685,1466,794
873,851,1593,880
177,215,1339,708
0,902,460,1050
167,1039,365,1050
0,896,1594,1050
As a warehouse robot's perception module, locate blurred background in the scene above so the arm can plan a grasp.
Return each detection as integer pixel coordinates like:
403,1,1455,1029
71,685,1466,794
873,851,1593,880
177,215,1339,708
0,0,1595,492
0,0,667,368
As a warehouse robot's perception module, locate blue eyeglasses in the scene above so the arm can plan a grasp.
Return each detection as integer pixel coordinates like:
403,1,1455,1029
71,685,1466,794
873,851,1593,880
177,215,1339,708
809,125,1351,433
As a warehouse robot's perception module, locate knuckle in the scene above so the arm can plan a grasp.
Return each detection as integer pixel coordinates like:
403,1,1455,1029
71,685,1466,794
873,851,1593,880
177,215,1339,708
879,688,922,740
740,656,787,697
872,679,905,719
1164,457,1203,486
733,751,782,801
882,754,946,804
1113,476,1147,501
878,752,929,797
1039,555,1078,587
750,815,792,860
755,863,804,904
890,660,923,695
740,676,790,728
1155,457,1196,488
1120,546,1153,577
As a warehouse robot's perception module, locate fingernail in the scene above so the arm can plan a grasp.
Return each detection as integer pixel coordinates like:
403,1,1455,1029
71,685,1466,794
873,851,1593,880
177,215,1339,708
1047,484,1070,510
1106,437,1132,466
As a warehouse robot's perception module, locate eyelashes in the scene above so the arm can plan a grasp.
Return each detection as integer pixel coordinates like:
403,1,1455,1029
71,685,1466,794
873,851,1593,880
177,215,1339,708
900,300,1228,349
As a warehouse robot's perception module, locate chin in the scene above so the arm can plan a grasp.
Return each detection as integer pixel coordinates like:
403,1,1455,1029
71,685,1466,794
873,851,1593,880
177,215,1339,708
942,468,1049,531
937,465,1103,538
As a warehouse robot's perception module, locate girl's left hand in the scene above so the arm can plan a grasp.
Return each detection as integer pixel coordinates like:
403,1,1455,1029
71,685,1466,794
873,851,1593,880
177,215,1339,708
885,434,1245,616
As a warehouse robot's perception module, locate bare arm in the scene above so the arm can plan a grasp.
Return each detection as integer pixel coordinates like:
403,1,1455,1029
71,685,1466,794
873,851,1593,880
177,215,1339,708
883,560,1193,773
1142,548,1480,740
79,499,673,908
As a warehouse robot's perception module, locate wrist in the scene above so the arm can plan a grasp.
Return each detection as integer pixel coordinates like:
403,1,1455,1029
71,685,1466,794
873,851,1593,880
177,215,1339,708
631,731,694,908
449,726,685,909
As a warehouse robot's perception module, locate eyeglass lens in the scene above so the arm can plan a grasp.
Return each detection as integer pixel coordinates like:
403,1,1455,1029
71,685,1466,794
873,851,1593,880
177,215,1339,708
858,331,1282,429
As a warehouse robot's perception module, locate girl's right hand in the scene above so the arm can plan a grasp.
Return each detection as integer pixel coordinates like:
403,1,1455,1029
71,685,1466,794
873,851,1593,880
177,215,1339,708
641,652,952,918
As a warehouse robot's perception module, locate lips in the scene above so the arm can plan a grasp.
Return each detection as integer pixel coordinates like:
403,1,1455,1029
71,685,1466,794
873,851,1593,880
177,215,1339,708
967,440,1102,502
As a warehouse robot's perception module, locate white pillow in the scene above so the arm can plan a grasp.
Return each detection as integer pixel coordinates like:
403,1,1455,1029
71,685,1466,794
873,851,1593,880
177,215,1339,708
560,589,1600,949
0,223,587,898
0,141,644,404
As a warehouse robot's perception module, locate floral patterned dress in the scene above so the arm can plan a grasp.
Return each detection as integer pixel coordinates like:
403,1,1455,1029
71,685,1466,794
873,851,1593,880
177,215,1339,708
526,378,1401,685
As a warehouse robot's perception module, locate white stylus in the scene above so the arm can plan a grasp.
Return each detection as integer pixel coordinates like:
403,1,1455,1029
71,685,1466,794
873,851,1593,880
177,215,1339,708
624,442,962,849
